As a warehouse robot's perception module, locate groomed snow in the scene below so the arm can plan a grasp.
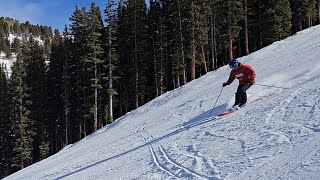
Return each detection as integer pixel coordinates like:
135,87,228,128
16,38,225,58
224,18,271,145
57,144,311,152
5,25,320,180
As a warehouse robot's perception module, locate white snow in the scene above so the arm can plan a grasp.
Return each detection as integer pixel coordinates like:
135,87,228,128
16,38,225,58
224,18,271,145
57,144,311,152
0,52,15,76
5,25,320,180
8,34,23,44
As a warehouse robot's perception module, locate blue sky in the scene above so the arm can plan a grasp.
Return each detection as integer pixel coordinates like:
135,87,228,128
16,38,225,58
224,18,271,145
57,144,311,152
0,0,109,32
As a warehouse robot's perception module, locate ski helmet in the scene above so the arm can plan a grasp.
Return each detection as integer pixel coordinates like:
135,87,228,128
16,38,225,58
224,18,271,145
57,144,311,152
229,59,239,69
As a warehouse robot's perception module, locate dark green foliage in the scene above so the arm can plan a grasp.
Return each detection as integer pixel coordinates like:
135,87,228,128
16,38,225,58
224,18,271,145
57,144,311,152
24,38,48,163
11,37,21,53
10,44,33,169
147,0,166,95
258,0,292,45
87,3,105,130
0,64,14,177
0,17,53,177
104,0,120,123
214,0,244,60
46,29,65,153
291,0,318,31
69,6,90,139
117,0,149,110
274,0,292,40
161,0,187,86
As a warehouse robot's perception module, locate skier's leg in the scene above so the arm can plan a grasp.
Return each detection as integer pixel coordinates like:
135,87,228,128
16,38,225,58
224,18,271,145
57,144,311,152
234,85,244,106
239,83,252,106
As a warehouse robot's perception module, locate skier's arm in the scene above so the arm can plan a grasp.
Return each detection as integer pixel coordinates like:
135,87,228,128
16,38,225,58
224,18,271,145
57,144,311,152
247,66,256,84
226,71,235,85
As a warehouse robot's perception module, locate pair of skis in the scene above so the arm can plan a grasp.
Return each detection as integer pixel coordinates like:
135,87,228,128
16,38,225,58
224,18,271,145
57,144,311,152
213,105,242,119
214,110,235,119
210,97,265,120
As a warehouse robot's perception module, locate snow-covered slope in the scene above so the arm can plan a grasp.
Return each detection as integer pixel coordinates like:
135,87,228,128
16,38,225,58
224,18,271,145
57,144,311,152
5,25,320,180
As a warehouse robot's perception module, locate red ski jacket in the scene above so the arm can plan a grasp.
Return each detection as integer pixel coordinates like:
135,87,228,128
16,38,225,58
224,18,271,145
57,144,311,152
226,63,256,85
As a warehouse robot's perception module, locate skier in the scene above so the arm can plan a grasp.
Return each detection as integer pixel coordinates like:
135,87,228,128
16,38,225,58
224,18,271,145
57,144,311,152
222,59,256,110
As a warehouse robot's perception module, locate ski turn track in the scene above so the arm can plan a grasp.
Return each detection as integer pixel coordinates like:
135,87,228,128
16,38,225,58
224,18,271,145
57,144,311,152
135,124,221,180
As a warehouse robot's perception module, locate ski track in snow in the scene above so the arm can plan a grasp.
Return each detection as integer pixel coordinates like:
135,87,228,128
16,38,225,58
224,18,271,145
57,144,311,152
135,122,221,180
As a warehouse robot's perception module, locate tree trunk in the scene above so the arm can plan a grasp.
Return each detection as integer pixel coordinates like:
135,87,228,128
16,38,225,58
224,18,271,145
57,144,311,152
191,1,196,80
191,28,196,80
160,21,164,95
318,0,320,24
94,79,98,132
152,37,158,97
63,50,69,146
213,14,218,69
244,0,249,55
201,46,207,73
93,59,98,131
108,14,114,122
258,0,263,48
134,0,139,108
64,103,68,146
210,9,214,70
178,0,186,85
176,75,180,88
228,29,233,60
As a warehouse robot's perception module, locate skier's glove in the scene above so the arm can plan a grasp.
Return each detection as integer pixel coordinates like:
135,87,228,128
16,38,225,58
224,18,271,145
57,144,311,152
247,79,254,85
222,82,228,87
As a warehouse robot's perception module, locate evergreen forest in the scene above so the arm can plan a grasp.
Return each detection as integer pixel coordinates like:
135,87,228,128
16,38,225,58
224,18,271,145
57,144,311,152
0,0,319,177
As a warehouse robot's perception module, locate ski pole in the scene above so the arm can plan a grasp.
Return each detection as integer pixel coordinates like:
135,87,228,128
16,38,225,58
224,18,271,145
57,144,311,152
254,83,289,89
209,87,224,117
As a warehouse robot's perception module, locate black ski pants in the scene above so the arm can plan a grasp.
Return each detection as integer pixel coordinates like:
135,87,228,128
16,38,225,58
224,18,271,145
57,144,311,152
234,82,252,106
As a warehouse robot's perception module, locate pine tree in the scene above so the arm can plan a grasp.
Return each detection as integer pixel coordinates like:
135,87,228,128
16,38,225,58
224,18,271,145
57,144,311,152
190,0,197,79
318,0,320,24
25,38,49,162
303,0,317,27
104,0,119,123
10,43,34,169
147,0,167,94
176,0,187,84
12,37,21,53
117,2,133,114
160,0,176,89
216,0,243,60
160,0,185,87
194,0,209,76
61,26,77,145
69,6,90,139
47,29,65,153
243,0,250,55
274,0,292,40
0,64,14,177
121,0,148,109
0,28,11,57
87,3,105,131
244,0,261,51
209,0,220,69
260,0,292,45
291,0,317,30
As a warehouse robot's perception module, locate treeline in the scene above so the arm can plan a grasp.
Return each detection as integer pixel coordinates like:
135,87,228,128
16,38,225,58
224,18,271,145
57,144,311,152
0,17,52,58
1,0,319,178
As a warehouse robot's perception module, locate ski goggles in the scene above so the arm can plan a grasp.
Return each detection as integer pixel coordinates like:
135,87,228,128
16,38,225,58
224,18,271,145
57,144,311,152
229,63,238,69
